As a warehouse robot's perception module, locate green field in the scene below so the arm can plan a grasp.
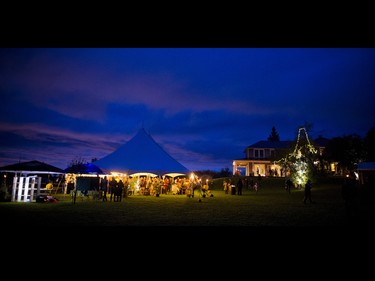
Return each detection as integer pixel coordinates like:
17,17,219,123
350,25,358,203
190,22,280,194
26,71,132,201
1,176,374,227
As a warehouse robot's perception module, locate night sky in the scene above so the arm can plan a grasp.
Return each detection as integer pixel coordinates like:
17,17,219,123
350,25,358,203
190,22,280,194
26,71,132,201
1,48,374,171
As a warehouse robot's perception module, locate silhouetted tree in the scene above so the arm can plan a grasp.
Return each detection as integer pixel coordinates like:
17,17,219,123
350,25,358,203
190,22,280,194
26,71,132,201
323,134,365,173
216,167,231,178
364,126,375,161
268,126,280,141
66,157,88,170
194,168,232,179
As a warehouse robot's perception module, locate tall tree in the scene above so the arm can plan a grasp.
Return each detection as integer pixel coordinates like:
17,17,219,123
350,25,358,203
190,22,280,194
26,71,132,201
66,157,88,169
364,126,375,161
323,134,365,172
282,127,317,186
268,126,280,141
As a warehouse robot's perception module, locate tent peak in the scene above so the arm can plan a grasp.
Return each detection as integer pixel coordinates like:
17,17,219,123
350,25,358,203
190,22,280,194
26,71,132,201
94,128,190,174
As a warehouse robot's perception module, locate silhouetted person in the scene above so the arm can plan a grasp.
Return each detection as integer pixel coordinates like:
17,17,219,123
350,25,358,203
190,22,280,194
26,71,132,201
285,178,293,194
303,179,312,204
117,179,124,202
231,180,236,195
66,179,75,194
342,173,359,224
109,177,117,202
236,177,243,195
100,176,108,201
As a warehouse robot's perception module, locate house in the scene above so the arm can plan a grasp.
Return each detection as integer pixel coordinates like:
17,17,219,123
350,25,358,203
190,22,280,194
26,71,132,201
232,140,294,177
232,136,331,177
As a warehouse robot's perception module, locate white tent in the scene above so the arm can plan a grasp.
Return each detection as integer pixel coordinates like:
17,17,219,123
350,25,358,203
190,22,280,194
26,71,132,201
93,128,190,176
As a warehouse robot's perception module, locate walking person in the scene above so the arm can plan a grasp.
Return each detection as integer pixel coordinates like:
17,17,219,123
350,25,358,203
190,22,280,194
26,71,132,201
285,178,293,194
303,179,313,204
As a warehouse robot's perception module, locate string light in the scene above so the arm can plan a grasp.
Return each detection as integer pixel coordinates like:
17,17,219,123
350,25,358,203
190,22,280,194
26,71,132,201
275,127,317,186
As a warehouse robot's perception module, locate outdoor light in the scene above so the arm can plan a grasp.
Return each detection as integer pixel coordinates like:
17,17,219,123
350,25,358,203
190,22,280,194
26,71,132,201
274,127,317,187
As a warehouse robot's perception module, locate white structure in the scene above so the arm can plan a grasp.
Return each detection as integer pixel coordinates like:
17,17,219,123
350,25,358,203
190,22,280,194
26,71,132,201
12,175,41,202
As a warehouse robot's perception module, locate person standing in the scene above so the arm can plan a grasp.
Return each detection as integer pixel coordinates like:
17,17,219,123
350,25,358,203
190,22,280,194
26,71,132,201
223,179,228,194
236,177,243,195
100,176,108,202
303,179,313,204
254,181,258,193
117,179,124,202
109,177,117,202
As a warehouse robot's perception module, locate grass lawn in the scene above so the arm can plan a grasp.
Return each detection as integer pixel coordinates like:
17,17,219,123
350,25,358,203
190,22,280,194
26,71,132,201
1,176,374,228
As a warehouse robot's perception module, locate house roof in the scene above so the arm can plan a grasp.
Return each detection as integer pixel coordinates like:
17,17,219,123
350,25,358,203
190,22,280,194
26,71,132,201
246,140,294,149
246,137,329,150
93,128,190,175
313,136,330,147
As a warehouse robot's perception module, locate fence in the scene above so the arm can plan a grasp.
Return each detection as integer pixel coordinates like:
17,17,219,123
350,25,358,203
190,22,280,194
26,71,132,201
11,176,49,202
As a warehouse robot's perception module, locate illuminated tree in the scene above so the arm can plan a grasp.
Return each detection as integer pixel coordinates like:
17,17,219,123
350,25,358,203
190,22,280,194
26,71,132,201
277,127,317,187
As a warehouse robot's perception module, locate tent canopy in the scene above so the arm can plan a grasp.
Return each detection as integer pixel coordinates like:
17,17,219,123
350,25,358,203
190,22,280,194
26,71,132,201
94,128,190,175
164,173,189,178
129,172,158,178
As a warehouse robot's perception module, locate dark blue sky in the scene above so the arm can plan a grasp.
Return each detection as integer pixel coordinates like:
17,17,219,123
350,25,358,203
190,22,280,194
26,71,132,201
1,48,374,171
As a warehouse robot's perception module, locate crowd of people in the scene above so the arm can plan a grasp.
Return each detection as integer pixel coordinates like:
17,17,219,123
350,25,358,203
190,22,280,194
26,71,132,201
222,175,262,195
66,174,213,201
